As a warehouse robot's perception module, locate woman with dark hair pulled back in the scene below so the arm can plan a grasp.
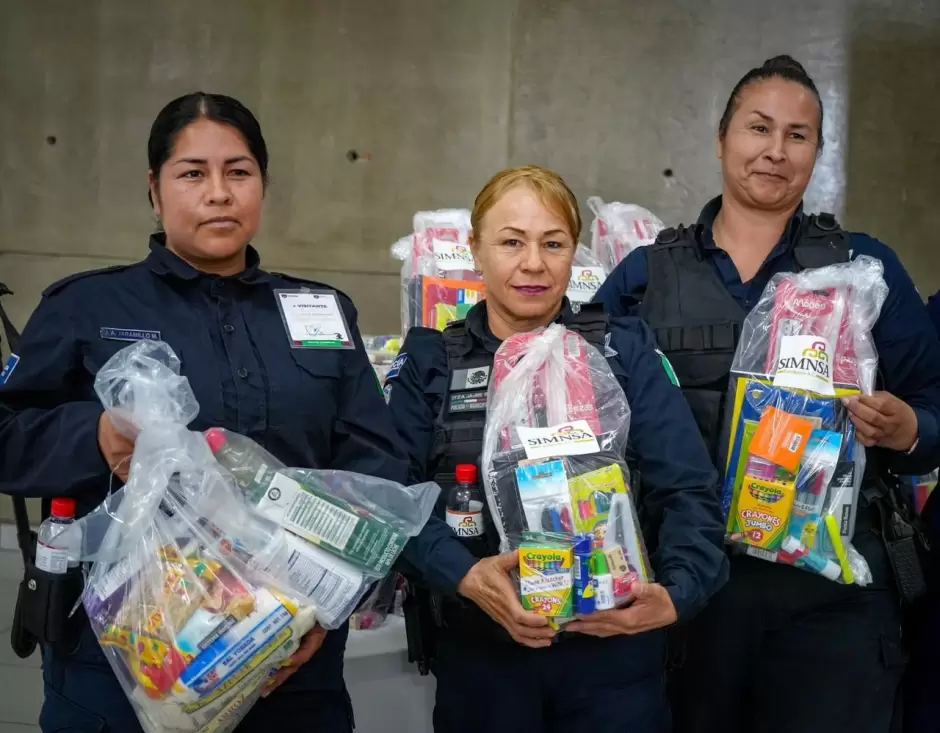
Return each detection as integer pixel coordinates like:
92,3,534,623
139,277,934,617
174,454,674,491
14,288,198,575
0,92,489,732
594,56,940,733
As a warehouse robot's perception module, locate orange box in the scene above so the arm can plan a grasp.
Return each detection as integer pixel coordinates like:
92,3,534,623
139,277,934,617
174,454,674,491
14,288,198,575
749,407,815,473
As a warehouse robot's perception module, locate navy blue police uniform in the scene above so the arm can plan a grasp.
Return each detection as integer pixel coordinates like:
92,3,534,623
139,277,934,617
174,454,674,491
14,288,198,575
385,298,729,733
903,290,940,733
0,235,477,733
593,196,940,733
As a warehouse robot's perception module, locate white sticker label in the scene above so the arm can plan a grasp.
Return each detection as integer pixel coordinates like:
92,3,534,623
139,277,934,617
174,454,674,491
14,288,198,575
566,267,605,303
257,473,359,551
432,239,475,272
772,335,835,396
36,543,68,574
446,503,484,538
517,420,601,460
276,290,353,349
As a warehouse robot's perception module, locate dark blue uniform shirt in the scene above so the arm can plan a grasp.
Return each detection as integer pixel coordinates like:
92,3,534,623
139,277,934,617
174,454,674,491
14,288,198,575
0,236,475,692
385,300,729,620
927,291,940,341
593,196,940,477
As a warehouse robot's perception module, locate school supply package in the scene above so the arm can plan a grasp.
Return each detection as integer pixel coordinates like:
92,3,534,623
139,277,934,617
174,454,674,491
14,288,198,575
587,197,664,271
63,340,438,733
721,256,888,585
480,324,651,626
391,209,486,335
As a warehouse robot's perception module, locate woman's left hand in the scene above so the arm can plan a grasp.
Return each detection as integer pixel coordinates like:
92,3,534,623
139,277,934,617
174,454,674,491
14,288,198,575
262,625,329,698
843,392,919,452
565,582,678,638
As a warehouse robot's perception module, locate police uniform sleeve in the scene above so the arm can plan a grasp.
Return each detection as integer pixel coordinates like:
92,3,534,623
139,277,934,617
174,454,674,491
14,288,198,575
854,237,940,475
384,328,448,483
383,328,478,593
0,292,109,498
926,290,940,340
331,297,411,483
591,247,650,318
610,318,729,620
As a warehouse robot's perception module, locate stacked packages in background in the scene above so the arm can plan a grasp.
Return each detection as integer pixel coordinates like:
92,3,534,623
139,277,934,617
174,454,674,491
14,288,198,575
480,325,651,627
63,341,438,733
587,196,664,272
565,244,609,311
390,209,486,335
721,256,888,585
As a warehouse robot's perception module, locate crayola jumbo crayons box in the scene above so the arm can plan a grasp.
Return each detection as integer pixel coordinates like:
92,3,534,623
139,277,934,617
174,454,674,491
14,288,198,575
518,534,573,618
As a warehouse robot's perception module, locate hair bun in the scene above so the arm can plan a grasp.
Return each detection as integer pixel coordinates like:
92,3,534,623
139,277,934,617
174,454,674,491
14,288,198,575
761,55,807,75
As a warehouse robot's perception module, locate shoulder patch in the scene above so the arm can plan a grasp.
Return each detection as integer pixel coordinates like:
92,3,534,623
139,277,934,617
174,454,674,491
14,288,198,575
42,264,134,297
383,383,393,404
0,353,20,385
655,349,680,387
385,353,408,380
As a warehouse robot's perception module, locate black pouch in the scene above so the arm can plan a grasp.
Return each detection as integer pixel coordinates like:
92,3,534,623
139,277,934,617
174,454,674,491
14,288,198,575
10,560,86,658
868,477,930,606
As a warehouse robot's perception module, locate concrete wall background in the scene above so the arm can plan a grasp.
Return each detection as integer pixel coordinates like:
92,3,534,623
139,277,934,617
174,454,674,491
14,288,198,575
1,0,939,521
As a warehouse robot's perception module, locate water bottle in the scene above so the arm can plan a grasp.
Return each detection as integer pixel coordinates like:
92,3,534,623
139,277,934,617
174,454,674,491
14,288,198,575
446,464,488,556
36,498,78,574
205,428,278,503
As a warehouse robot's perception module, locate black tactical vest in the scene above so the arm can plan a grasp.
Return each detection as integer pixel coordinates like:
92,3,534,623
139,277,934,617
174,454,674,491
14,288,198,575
638,213,851,462
428,303,611,553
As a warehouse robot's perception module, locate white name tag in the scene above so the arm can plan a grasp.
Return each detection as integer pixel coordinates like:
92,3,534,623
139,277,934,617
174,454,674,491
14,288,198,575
516,420,601,460
275,290,354,349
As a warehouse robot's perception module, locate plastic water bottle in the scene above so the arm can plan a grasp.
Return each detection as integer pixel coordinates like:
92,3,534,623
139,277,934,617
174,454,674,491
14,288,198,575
205,428,278,503
446,464,488,556
36,498,78,574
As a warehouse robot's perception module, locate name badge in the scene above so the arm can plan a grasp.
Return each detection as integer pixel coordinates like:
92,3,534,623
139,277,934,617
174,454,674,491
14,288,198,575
274,289,354,349
100,327,161,342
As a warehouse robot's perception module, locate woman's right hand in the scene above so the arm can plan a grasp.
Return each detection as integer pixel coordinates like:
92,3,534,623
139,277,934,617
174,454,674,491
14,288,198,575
457,550,555,648
97,412,136,482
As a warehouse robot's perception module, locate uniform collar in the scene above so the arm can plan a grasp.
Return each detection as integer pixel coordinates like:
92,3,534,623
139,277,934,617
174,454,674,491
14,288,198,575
465,298,577,353
146,233,272,284
696,195,804,257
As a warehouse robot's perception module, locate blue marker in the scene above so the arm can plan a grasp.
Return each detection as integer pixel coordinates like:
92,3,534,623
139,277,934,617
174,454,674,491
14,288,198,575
573,535,595,615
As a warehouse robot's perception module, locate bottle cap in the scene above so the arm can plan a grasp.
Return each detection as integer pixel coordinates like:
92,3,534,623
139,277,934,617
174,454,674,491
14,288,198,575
592,549,610,576
455,464,477,484
51,498,77,519
573,535,593,555
781,536,803,555
205,428,228,454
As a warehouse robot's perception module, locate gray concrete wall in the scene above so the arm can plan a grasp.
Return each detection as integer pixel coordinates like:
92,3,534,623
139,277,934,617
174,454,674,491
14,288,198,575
1,0,939,521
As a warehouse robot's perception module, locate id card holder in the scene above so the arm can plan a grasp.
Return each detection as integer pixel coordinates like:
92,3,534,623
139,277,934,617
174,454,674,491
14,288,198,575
274,289,355,349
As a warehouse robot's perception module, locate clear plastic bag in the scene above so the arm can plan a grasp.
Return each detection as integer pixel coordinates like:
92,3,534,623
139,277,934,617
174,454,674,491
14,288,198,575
391,209,486,335
63,340,438,733
587,197,664,272
720,256,888,585
481,324,650,623
566,244,609,309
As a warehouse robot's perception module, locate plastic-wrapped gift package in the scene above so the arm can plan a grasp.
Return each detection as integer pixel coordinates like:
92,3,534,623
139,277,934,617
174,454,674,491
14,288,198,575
480,324,651,626
586,197,664,272
720,256,888,585
390,209,486,335
565,244,609,310
63,340,438,733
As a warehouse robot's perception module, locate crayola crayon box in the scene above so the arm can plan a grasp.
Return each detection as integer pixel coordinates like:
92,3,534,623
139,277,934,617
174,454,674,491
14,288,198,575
518,534,573,618
729,474,796,551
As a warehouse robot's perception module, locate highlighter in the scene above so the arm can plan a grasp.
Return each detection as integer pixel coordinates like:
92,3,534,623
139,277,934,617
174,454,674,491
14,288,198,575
824,515,855,584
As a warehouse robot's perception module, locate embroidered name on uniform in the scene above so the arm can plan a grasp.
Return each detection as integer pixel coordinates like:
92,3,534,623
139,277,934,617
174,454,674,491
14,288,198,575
100,327,161,342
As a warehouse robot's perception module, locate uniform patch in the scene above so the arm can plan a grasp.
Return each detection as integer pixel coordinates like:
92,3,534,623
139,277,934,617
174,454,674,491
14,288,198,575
603,333,618,358
385,353,408,379
100,327,161,342
451,366,490,391
449,390,488,413
655,349,680,387
0,353,19,385
383,383,393,404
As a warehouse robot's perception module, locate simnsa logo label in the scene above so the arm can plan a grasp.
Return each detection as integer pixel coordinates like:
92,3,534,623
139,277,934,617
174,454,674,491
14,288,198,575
773,335,835,396
567,267,605,304
517,420,601,460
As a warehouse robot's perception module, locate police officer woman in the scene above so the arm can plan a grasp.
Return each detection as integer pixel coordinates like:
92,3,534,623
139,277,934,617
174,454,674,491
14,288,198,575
593,56,940,733
0,92,495,732
385,165,729,733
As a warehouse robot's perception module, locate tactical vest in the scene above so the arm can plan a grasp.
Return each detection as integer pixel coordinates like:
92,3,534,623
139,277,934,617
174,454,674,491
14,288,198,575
428,303,611,552
638,213,850,462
